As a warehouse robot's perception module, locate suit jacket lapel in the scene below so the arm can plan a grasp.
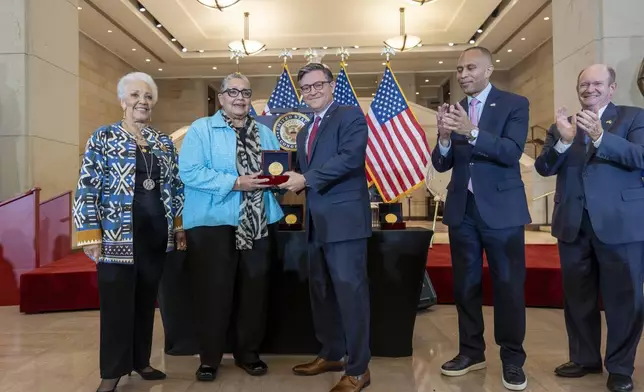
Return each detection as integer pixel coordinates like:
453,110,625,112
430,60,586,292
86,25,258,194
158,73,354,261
296,125,309,172
309,102,339,161
476,86,500,134
585,102,618,165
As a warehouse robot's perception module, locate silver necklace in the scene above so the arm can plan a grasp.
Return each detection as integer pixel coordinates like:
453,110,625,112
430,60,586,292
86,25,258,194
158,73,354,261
137,144,155,190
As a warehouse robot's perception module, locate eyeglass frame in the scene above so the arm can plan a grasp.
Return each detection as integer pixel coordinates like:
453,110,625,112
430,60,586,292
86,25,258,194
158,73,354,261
298,80,333,94
221,88,253,98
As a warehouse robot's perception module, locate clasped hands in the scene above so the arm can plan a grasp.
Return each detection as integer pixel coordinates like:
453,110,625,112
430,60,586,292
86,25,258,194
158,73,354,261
436,103,476,145
556,107,603,144
234,171,306,193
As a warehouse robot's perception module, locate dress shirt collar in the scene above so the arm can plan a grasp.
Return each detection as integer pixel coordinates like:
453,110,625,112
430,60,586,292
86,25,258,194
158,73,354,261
467,82,493,106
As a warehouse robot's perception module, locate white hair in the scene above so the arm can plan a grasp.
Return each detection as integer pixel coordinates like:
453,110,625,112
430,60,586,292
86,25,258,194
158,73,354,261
117,72,158,104
220,72,250,92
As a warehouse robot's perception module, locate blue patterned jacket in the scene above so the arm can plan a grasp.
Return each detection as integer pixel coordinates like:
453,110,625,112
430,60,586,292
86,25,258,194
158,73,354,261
73,122,184,264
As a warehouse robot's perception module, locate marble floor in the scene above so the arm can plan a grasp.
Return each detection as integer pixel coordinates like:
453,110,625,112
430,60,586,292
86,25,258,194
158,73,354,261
0,304,640,392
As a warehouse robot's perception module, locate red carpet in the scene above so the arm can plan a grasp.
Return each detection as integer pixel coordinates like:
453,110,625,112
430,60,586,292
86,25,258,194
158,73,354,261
19,252,98,314
19,244,564,313
426,244,563,308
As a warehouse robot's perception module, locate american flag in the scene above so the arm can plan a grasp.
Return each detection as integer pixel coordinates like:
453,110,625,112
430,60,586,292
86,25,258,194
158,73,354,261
333,65,360,106
249,104,258,117
263,65,300,115
332,64,374,185
366,65,430,202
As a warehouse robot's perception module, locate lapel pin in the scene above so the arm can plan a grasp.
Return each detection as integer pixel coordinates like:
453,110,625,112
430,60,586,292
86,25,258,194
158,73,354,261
606,120,613,125
490,103,496,107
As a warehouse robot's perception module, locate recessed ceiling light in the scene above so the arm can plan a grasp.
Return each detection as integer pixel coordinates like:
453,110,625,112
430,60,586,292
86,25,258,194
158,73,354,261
469,40,475,44
381,62,386,65
448,43,455,46
182,48,188,52
156,23,162,28
268,65,272,68
496,59,501,63
145,58,151,62
544,16,550,20
140,7,146,12
507,49,512,52
77,6,82,10
158,68,163,71
292,47,298,50
521,37,526,41
371,93,375,96
212,66,217,70
415,92,420,95
354,45,359,49
477,29,483,33
199,49,205,53
418,43,423,47
425,79,429,82
438,61,443,64
322,46,328,49
132,48,136,51
107,30,112,33
171,38,177,42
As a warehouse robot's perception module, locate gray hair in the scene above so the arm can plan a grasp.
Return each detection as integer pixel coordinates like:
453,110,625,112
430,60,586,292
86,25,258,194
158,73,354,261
117,72,158,103
220,72,250,92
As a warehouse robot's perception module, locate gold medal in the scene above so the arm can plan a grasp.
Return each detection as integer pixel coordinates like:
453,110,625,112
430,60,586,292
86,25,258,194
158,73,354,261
285,214,298,224
385,213,398,223
268,161,284,175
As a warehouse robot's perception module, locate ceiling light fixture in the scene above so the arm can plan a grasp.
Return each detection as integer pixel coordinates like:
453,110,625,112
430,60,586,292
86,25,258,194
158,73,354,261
507,49,512,52
199,49,205,53
213,66,217,69
410,0,434,4
171,38,177,42
354,45,360,49
107,30,112,33
196,0,241,11
156,23,162,28
384,8,422,52
448,43,455,46
322,46,328,49
132,48,137,51
438,61,443,64
146,58,151,62
158,68,163,71
544,16,550,20
521,37,526,40
425,79,429,82
477,29,483,33
77,6,82,10
496,59,500,63
139,7,146,12
469,39,475,44
228,12,265,55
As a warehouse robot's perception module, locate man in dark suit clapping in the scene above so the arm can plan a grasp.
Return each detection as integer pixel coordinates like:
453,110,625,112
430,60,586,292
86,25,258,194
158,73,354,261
535,64,644,392
432,46,531,391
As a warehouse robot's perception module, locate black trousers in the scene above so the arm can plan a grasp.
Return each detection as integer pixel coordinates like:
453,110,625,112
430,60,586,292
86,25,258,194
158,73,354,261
448,192,527,366
308,221,370,376
97,236,167,379
558,209,644,376
186,225,274,368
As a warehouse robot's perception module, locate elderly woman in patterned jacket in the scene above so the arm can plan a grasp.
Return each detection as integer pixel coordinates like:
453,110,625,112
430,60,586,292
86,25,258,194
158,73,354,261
73,71,185,392
179,72,283,382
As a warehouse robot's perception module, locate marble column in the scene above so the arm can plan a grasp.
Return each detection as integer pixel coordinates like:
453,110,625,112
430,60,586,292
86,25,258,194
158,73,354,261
553,0,644,112
0,0,80,201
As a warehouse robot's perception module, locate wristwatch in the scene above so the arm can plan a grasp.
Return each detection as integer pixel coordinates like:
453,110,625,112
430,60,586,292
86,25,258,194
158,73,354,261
466,128,479,141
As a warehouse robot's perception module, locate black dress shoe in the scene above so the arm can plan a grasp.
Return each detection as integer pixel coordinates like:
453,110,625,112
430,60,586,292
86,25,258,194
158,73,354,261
195,365,217,382
235,359,268,376
607,373,633,392
554,361,602,378
502,364,527,391
440,355,486,377
130,367,166,380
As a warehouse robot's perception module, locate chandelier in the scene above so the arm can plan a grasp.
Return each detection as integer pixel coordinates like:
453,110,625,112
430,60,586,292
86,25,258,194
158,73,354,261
228,12,265,55
384,8,422,52
196,0,241,10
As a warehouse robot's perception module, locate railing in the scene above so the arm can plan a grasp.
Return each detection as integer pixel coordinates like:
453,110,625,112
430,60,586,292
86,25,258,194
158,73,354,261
526,125,547,157
533,190,555,225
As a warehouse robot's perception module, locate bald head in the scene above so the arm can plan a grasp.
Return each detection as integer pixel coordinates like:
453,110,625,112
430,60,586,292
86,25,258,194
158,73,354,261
456,46,494,96
577,64,617,111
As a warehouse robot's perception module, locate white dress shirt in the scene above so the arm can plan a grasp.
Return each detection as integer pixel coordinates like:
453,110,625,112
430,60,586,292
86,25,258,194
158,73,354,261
438,82,493,156
553,104,608,153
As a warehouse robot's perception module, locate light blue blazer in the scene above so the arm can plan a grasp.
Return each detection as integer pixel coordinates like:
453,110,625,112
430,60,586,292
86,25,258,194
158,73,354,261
179,111,284,230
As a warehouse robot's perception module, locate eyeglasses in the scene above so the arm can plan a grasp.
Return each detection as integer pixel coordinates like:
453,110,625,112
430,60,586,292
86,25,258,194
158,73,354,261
223,88,252,98
299,81,332,94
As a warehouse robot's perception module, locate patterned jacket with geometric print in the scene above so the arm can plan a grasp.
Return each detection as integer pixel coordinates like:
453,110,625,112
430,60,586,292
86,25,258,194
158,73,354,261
73,122,184,264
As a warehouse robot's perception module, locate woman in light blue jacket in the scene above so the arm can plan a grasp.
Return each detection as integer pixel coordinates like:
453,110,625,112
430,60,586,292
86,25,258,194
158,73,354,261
179,73,283,382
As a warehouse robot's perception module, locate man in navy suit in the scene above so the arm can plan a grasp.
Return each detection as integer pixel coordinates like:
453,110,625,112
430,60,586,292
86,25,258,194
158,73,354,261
432,46,531,391
279,62,372,392
535,64,644,392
